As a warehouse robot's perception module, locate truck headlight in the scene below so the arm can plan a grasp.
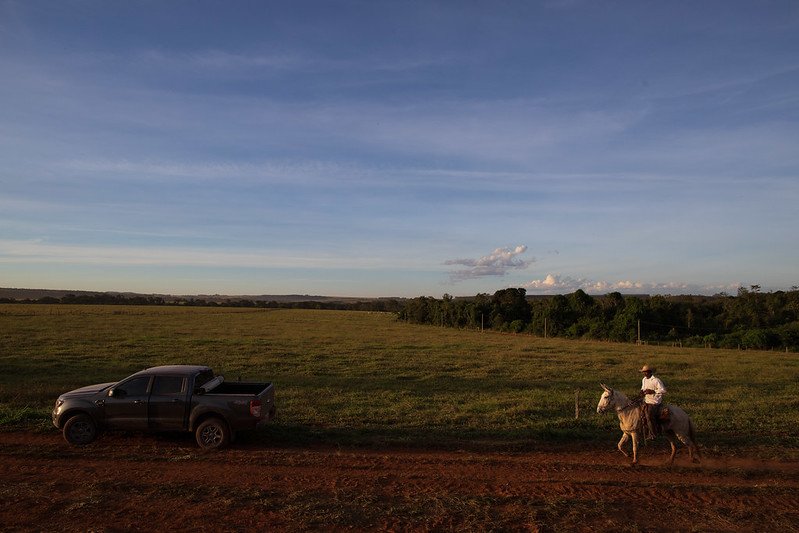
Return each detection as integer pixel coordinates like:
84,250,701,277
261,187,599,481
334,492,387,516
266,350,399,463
54,399,64,409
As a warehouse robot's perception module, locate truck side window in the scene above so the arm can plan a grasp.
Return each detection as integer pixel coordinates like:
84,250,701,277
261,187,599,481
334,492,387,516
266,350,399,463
152,376,185,395
117,376,150,396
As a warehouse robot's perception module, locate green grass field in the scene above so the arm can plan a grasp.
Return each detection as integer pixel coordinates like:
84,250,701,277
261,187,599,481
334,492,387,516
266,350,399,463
1,304,797,456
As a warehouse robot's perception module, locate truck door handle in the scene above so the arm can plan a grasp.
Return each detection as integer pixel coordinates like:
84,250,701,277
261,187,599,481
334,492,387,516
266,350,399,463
95,400,105,406
171,399,182,403
133,399,143,404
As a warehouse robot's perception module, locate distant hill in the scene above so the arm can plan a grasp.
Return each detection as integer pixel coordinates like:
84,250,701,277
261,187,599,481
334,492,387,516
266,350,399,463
0,287,403,303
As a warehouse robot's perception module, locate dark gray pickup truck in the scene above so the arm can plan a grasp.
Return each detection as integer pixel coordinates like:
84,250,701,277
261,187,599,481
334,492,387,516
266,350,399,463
52,365,276,450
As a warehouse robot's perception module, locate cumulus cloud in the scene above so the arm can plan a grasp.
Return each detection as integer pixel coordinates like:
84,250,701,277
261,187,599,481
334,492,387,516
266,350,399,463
524,274,590,291
445,245,533,282
523,273,742,295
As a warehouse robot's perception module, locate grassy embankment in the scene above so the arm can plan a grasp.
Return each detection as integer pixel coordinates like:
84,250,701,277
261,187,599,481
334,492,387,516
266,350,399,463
1,304,797,456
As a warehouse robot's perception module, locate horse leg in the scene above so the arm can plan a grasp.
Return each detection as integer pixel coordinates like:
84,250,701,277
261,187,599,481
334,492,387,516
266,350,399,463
631,432,639,465
663,432,677,465
617,432,630,458
688,420,701,462
676,432,700,463
692,440,702,462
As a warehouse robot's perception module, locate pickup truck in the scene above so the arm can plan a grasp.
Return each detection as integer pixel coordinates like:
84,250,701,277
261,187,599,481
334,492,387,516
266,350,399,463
52,365,276,450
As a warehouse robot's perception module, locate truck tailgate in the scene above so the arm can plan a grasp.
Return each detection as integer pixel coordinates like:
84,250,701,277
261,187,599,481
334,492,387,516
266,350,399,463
202,381,276,428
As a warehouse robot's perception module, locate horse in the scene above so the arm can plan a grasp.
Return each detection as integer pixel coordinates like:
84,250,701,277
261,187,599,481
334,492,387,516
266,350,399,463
596,384,700,465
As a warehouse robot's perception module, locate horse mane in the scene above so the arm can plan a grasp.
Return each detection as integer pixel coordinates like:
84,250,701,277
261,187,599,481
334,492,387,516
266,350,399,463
611,388,628,404
601,384,629,406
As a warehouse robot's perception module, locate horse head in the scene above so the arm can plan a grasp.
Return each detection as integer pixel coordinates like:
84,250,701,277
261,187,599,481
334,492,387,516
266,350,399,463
596,383,616,414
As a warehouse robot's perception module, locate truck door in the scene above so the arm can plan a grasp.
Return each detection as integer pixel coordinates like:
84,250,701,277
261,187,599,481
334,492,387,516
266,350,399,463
103,376,151,429
148,375,189,430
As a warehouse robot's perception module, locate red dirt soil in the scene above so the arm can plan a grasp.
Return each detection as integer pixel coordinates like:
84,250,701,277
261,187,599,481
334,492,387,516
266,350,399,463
1,431,797,532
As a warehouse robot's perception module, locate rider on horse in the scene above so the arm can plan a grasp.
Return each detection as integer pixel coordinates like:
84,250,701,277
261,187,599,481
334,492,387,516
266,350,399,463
640,364,666,439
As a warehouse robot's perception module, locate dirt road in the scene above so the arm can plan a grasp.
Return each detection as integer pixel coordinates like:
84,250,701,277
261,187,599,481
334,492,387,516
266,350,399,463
1,431,797,531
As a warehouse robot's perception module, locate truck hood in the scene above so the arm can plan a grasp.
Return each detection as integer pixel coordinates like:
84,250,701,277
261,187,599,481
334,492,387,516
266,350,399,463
60,382,116,398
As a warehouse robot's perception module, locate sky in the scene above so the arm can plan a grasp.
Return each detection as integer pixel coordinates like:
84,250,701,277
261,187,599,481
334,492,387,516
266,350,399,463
1,0,798,298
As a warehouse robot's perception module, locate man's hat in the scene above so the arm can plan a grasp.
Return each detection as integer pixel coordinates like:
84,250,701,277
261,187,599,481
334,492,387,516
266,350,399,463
640,364,655,373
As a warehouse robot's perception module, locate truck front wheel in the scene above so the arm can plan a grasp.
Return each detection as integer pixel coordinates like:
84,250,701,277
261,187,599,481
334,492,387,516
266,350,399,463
195,418,230,450
63,414,98,446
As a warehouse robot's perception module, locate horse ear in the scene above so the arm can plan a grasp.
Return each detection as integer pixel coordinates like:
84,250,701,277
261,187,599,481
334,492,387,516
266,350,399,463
600,383,608,391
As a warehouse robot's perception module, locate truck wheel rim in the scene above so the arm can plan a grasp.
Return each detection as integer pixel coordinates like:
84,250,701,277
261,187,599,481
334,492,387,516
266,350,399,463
69,421,94,444
200,425,223,446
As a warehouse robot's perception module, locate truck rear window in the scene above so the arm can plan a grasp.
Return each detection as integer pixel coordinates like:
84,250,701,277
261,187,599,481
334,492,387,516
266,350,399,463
194,370,215,390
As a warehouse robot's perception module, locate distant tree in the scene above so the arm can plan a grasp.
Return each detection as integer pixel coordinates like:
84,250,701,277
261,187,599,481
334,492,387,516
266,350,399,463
490,288,531,330
544,294,573,337
609,297,644,342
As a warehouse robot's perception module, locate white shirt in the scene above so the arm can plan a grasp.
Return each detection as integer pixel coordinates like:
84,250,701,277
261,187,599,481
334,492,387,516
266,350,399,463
641,375,666,405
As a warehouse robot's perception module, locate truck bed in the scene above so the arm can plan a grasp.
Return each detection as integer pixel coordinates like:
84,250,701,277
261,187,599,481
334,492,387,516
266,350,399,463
204,381,271,395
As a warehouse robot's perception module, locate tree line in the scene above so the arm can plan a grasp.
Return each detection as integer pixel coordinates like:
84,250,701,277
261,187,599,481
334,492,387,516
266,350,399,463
0,293,403,313
5,286,798,350
396,286,799,351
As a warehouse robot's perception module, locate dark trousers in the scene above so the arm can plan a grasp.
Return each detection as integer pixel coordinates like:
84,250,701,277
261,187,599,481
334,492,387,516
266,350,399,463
643,403,660,437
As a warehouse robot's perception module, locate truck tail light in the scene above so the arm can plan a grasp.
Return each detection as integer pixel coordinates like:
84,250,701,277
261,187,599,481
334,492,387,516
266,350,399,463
249,400,262,418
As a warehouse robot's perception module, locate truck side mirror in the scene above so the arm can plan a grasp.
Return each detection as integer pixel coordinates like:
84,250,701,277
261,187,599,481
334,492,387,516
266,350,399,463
108,388,125,398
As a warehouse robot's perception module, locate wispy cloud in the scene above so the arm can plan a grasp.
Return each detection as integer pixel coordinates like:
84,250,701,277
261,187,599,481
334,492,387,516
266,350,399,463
134,47,462,76
0,239,405,270
332,100,644,166
60,158,376,186
445,245,533,282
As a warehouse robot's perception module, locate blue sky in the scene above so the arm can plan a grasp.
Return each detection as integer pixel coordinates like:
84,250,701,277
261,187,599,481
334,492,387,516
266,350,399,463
1,1,798,297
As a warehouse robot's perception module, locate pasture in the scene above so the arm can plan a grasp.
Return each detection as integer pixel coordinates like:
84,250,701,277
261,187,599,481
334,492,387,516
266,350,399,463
2,304,799,531
1,304,797,456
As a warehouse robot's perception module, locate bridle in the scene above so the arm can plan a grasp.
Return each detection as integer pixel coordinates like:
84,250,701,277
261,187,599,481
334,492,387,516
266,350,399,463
599,388,642,413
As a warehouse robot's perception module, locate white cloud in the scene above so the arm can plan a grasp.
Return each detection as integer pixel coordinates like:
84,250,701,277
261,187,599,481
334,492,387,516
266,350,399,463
525,274,586,291
523,273,742,296
445,245,533,282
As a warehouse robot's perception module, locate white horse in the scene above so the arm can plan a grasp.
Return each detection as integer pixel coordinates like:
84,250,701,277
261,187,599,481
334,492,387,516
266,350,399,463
596,384,700,465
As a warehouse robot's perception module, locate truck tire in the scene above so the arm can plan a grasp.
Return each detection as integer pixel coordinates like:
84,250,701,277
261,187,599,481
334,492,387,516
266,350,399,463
63,414,98,446
195,417,230,450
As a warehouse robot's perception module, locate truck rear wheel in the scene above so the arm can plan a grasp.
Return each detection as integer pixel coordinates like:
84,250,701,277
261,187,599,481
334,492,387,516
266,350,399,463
63,414,97,446
195,417,230,450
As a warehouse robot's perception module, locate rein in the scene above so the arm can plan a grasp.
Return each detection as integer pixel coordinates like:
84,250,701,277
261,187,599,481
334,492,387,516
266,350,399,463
615,396,643,413
601,389,643,413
